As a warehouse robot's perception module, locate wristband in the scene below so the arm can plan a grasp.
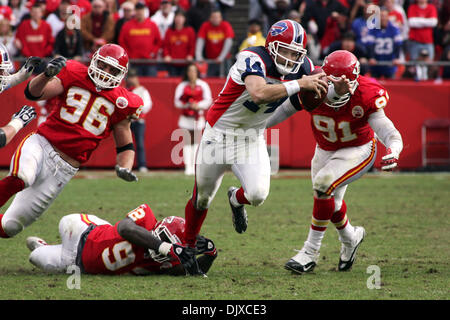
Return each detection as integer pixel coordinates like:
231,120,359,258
158,242,173,256
7,119,23,133
283,80,301,96
0,129,6,148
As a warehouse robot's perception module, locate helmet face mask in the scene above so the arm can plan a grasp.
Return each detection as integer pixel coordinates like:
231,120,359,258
265,19,308,76
0,44,12,91
322,50,360,108
148,216,185,263
88,44,128,89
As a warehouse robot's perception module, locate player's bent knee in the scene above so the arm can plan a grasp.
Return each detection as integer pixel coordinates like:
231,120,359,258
2,219,24,237
246,188,269,207
313,173,334,195
194,195,211,211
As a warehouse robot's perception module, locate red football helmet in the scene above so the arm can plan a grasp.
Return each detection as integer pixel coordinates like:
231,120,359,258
0,43,12,91
88,44,129,89
322,50,360,108
265,19,307,75
149,216,186,263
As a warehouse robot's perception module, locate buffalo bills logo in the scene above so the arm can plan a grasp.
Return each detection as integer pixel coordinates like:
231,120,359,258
270,21,288,36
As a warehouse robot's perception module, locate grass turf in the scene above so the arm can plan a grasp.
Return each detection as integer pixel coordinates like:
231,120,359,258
0,170,448,300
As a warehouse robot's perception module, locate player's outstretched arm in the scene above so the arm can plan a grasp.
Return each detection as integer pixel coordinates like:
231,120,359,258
0,105,36,148
113,119,138,182
6,57,42,90
368,109,403,171
25,56,66,101
245,72,327,105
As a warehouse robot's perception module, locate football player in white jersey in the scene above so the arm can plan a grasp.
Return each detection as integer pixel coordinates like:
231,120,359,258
0,43,41,148
182,19,330,251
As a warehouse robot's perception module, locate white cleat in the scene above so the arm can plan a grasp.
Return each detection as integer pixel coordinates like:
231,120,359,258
26,236,48,252
338,226,366,271
285,248,320,274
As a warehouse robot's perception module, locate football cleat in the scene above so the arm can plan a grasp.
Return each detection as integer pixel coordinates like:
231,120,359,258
26,236,48,252
228,187,248,234
338,226,366,271
285,248,320,274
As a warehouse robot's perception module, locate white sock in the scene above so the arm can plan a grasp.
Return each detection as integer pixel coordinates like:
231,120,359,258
304,227,325,253
183,144,193,175
229,189,241,207
336,222,355,245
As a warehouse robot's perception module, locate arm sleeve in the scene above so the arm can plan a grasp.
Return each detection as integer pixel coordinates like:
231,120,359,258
174,82,188,109
197,80,213,110
195,37,205,61
140,88,152,114
265,98,299,128
368,109,403,156
217,38,233,61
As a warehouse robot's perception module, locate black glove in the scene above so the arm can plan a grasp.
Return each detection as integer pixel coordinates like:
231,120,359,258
170,244,205,276
12,105,36,127
196,235,217,257
115,165,138,182
23,56,43,74
44,56,66,77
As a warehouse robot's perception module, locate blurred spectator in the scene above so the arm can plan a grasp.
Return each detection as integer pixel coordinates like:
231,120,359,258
257,0,292,29
113,1,135,44
69,0,92,18
9,0,29,29
163,9,196,76
196,9,234,77
302,0,348,46
363,8,402,78
186,0,213,32
385,0,408,37
402,48,439,80
172,0,191,11
174,63,212,175
216,0,235,20
322,31,370,74
54,18,83,60
0,4,16,27
287,9,302,23
126,68,152,173
80,0,115,54
151,0,175,39
407,0,438,60
119,2,162,76
14,3,54,58
0,19,17,57
238,18,266,52
104,0,119,21
351,0,374,45
46,0,71,38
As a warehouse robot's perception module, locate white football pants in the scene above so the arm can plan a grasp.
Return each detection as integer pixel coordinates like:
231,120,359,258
194,123,271,210
311,139,377,210
1,133,78,237
29,214,111,272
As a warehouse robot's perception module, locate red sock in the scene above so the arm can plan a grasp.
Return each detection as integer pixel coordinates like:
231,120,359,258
184,199,208,247
0,176,25,208
331,200,348,230
0,214,10,238
235,187,250,205
311,197,335,231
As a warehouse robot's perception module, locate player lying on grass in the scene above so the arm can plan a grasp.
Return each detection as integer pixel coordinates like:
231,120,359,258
26,204,217,276
266,50,403,274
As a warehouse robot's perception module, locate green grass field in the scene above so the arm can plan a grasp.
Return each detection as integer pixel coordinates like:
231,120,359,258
0,170,448,300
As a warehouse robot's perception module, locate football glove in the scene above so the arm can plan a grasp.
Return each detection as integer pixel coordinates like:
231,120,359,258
44,56,66,77
12,105,36,128
195,235,217,257
23,56,43,74
380,148,399,171
115,165,138,182
169,243,205,276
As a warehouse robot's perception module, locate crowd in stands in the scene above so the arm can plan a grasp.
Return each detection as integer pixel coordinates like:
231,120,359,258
0,0,448,80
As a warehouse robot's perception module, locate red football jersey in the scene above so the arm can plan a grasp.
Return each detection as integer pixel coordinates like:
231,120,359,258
81,204,180,275
308,76,389,151
37,60,143,163
197,21,235,59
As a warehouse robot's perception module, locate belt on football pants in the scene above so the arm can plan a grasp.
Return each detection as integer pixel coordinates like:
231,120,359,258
75,224,96,274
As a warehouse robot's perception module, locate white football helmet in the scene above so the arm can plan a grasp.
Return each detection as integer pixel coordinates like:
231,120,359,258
0,43,13,91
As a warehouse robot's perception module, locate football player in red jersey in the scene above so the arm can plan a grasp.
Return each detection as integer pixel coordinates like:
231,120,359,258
0,44,144,240
266,50,403,274
26,204,216,276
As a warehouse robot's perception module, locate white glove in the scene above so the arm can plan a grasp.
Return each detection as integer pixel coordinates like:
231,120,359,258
380,148,399,171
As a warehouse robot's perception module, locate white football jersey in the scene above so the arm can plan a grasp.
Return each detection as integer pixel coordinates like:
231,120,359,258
206,46,314,134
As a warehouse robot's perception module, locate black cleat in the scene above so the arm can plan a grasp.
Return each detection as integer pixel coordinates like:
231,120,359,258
228,187,248,234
